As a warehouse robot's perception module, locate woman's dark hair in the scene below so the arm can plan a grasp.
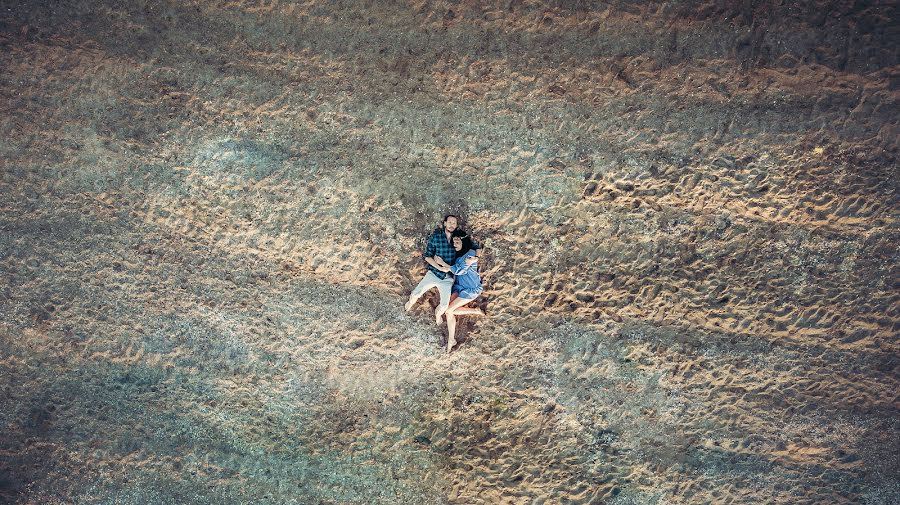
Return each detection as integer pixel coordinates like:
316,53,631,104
452,229,474,256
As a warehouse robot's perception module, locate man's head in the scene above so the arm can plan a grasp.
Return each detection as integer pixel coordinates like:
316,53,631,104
443,214,460,233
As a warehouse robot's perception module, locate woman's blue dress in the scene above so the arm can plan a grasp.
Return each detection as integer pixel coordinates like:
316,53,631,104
450,250,483,299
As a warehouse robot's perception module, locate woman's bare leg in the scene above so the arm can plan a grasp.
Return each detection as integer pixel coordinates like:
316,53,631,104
435,293,459,323
444,295,475,317
445,296,476,352
446,312,457,353
450,307,483,316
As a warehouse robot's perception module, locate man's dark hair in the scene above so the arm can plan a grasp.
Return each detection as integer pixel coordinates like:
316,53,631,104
443,214,460,224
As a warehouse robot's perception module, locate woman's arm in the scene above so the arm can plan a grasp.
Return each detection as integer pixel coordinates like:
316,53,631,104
450,262,469,275
471,237,483,257
451,253,476,275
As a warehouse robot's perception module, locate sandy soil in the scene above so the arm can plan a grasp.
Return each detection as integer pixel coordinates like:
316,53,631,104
1,1,898,504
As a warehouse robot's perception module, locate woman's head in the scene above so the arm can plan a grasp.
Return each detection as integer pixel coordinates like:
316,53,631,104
452,229,473,254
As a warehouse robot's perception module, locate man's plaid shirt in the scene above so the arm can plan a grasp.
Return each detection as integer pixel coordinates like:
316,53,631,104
424,227,480,279
424,227,456,280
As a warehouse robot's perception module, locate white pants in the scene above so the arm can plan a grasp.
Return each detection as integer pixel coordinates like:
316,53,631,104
409,271,454,313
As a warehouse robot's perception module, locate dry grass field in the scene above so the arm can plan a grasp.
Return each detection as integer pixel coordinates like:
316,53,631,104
1,1,898,504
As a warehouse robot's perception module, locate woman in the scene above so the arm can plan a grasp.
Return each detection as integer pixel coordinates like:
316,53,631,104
434,230,484,352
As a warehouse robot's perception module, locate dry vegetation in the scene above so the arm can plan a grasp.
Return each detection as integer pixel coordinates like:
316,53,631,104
1,1,898,504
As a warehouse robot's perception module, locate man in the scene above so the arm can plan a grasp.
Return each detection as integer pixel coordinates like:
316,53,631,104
405,214,478,322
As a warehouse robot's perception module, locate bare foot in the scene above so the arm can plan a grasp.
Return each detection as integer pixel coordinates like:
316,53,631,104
435,311,442,324
404,300,414,312
446,338,457,353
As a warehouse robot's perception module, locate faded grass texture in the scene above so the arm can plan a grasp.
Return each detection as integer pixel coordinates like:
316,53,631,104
1,0,898,504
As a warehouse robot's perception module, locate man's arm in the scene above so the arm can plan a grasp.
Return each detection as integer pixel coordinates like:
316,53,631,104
423,231,450,271
423,232,437,262
425,256,450,272
432,256,452,268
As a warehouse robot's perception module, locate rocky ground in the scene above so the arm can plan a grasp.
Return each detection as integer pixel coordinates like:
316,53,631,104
1,1,898,504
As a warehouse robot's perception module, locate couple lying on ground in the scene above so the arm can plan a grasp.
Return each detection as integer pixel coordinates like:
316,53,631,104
405,215,484,353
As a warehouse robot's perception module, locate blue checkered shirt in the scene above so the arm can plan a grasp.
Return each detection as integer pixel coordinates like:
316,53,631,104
424,227,456,279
